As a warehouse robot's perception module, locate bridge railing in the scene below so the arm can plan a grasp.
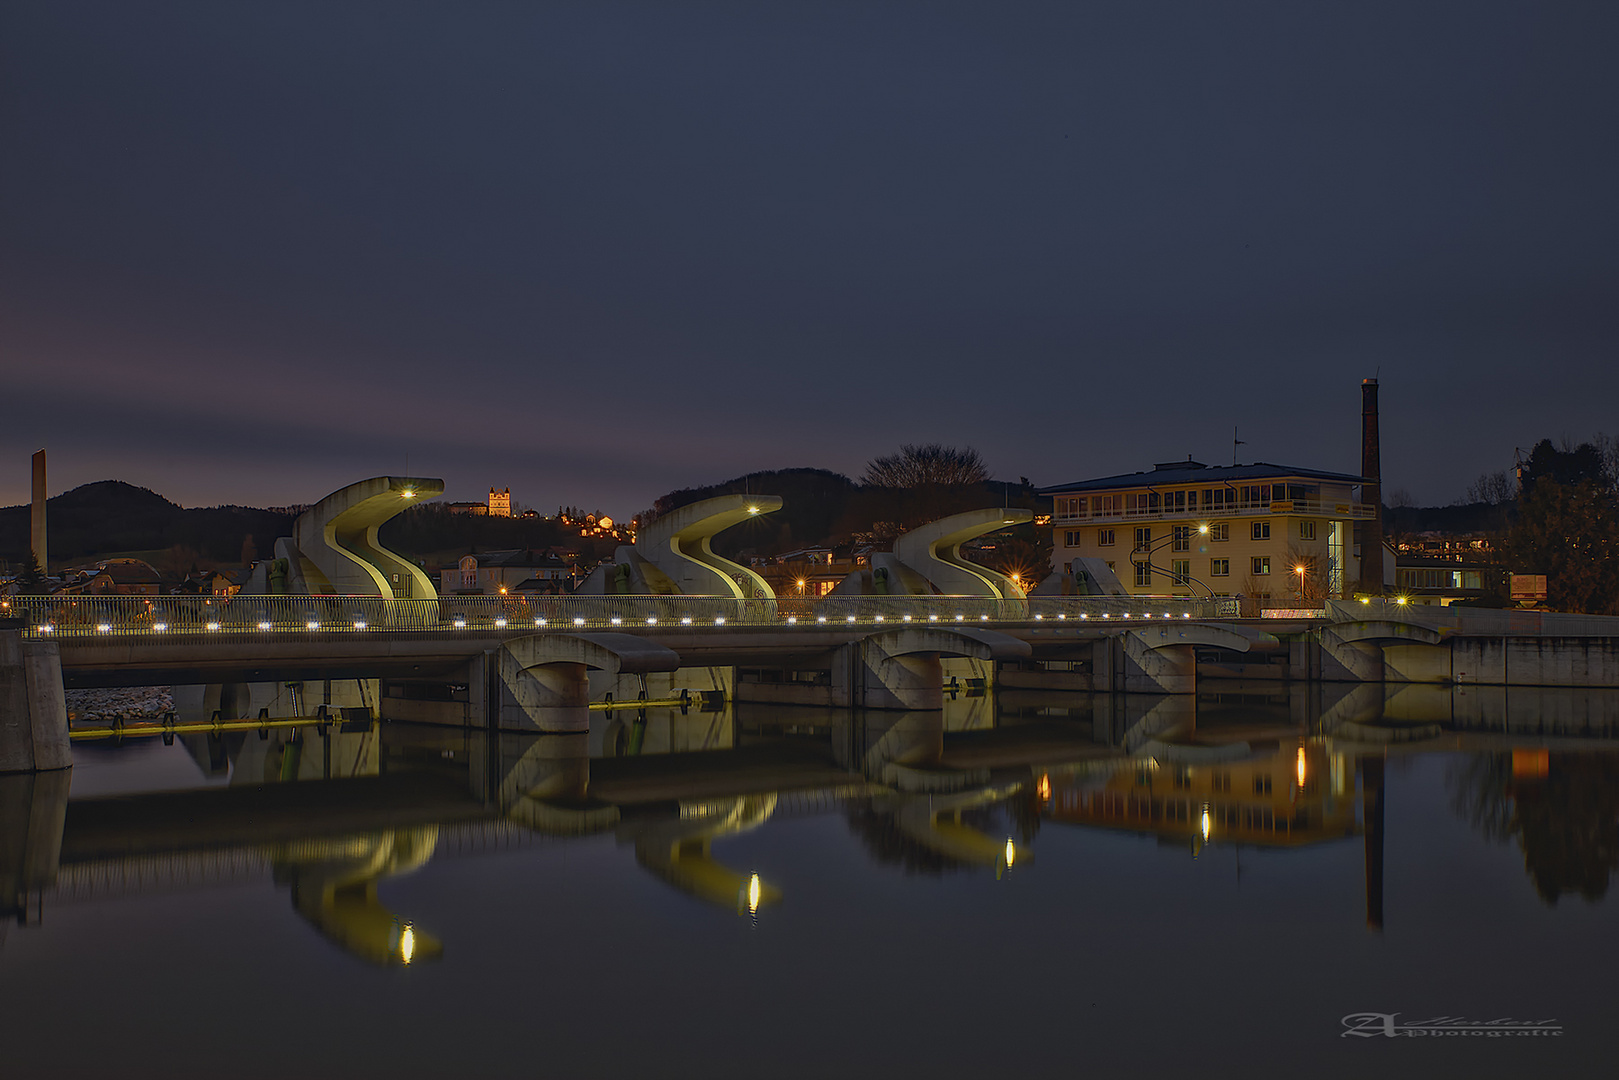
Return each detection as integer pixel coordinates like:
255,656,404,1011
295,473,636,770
5,592,1242,638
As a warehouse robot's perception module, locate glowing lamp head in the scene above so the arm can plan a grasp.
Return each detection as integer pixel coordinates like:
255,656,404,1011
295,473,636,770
402,488,416,499
1004,839,1016,868
1200,808,1211,842
747,873,762,914
1198,524,1209,534
399,924,416,965
747,506,759,515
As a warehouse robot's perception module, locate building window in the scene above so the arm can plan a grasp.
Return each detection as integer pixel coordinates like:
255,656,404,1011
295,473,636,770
1134,527,1152,552
1105,561,1115,572
1251,521,1270,541
1135,562,1152,588
1252,557,1271,576
1213,772,1231,793
1210,559,1230,577
1171,559,1190,586
1172,525,1191,552
1253,775,1273,795
1299,521,1316,541
1063,530,1079,547
1209,522,1229,542
1098,528,1115,547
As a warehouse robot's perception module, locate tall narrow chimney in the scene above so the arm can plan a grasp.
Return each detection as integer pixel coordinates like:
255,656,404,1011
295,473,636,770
31,448,47,575
1358,380,1383,595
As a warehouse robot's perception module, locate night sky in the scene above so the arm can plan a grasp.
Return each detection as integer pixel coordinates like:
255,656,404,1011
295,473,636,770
4,2,1616,516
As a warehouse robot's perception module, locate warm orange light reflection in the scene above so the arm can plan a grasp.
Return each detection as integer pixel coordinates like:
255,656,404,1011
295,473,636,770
1037,773,1051,801
1296,746,1308,787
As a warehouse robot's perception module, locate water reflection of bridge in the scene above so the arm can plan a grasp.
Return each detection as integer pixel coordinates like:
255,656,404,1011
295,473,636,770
8,689,1619,964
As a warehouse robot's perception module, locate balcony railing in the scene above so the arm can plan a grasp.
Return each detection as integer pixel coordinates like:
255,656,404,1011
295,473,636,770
1053,499,1375,526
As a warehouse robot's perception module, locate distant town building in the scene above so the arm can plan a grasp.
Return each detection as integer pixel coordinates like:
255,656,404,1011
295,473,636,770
1394,558,1509,607
62,558,164,596
446,501,488,516
488,487,512,517
441,550,573,595
1041,460,1382,600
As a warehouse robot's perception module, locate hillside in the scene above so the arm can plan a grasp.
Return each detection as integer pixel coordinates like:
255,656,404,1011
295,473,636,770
0,481,292,569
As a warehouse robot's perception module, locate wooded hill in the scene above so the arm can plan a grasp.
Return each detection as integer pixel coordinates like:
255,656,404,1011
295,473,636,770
0,481,292,570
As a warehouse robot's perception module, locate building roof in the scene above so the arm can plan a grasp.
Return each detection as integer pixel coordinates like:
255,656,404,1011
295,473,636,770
1038,461,1369,495
466,549,571,569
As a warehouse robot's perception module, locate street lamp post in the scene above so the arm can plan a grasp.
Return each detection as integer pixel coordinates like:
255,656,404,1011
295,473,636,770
1129,523,1216,598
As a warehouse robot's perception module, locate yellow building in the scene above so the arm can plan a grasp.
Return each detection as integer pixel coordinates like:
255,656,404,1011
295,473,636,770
487,487,512,517
1041,460,1375,599
1043,742,1358,849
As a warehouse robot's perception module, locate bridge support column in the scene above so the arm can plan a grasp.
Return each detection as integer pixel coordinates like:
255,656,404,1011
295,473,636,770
0,768,69,922
0,621,71,774
498,653,592,733
1121,631,1197,694
832,641,944,710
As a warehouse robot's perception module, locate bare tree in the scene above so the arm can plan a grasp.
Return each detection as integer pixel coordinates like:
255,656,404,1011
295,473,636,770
863,444,989,488
1465,469,1516,506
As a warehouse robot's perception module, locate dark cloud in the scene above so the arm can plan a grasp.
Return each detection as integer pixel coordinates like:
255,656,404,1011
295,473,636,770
4,1,1617,512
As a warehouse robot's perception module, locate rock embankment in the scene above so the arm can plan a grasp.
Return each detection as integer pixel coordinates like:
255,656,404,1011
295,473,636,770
65,686,174,723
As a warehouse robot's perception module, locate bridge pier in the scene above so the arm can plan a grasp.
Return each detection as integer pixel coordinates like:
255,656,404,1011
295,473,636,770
832,627,1031,711
1094,624,1258,695
497,633,680,733
0,768,69,922
0,620,71,774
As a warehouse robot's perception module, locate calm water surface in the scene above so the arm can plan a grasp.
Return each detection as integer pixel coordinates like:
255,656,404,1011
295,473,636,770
3,688,1616,1078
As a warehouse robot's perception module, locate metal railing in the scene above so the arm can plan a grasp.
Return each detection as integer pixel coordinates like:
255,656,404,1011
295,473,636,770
5,592,1245,639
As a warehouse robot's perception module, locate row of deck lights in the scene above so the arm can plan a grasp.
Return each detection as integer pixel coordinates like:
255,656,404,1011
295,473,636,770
41,609,1197,634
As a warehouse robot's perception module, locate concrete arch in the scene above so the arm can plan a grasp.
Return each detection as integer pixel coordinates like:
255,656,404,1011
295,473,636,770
862,626,1033,661
634,494,783,599
502,632,679,678
1325,620,1444,646
288,476,445,598
1126,623,1255,654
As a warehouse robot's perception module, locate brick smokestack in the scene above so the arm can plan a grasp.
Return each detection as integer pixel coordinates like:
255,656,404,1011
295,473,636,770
31,448,47,575
1358,380,1383,595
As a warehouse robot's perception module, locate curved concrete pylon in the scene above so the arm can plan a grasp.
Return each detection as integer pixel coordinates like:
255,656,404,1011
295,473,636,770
891,508,1034,598
635,494,783,599
892,783,1029,872
278,827,443,966
626,794,783,912
289,476,445,597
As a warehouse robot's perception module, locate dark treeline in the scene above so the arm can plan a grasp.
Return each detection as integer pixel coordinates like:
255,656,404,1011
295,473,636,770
377,502,617,563
0,482,291,569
